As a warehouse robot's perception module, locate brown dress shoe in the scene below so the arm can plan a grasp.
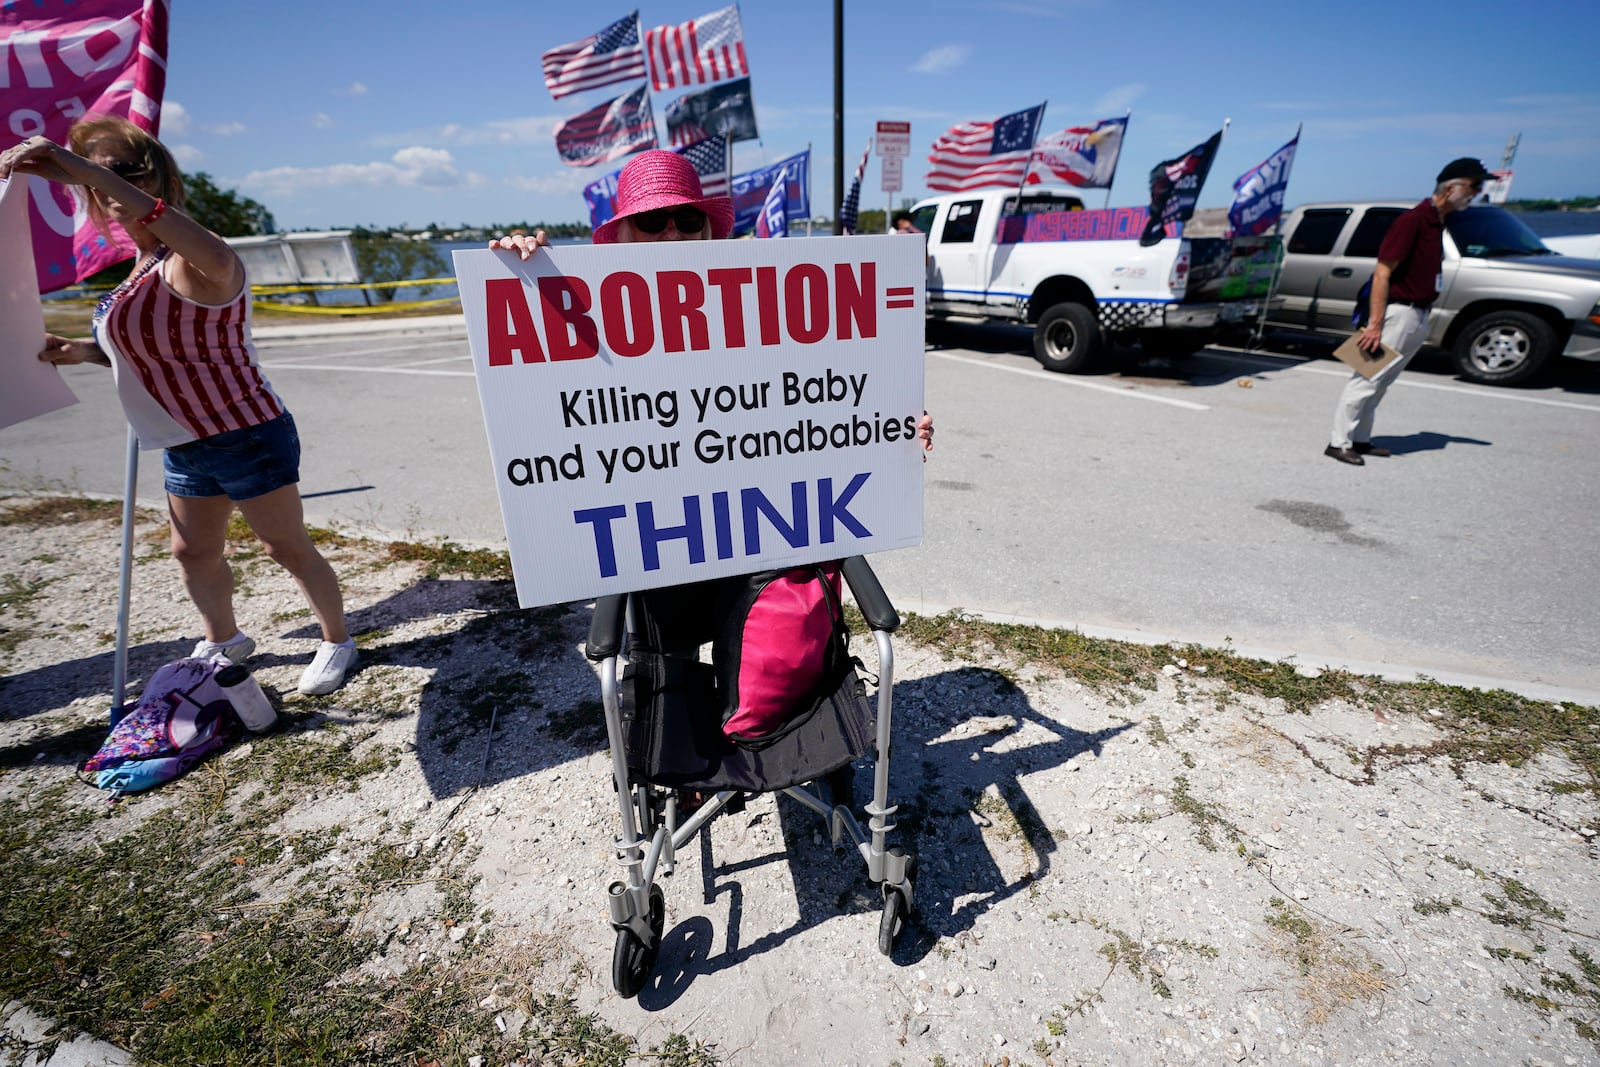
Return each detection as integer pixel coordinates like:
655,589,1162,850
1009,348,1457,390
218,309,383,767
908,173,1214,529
1353,442,1392,457
1324,444,1365,466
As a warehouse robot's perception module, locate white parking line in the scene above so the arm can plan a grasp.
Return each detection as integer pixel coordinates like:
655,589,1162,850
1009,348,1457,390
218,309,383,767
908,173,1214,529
1206,348,1600,413
263,363,474,377
931,351,1210,411
260,339,458,367
392,355,473,369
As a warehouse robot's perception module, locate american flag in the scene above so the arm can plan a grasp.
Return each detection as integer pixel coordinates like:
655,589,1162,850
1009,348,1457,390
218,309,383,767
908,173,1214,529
553,84,657,167
925,103,1045,192
541,13,647,99
839,139,871,234
676,134,730,198
644,5,749,92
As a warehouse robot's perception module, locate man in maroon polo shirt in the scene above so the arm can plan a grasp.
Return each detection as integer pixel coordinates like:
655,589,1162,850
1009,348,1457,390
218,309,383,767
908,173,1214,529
1325,157,1491,466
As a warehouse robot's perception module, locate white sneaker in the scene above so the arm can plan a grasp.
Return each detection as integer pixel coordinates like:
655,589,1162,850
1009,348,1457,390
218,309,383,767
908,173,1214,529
298,640,358,696
192,634,256,664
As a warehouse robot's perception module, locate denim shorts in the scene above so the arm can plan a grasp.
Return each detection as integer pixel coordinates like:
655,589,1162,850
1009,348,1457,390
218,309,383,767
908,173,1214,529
163,412,301,501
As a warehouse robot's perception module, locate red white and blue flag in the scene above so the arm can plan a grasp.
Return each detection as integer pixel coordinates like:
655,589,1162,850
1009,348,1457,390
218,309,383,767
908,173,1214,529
541,12,647,99
1228,128,1299,236
644,5,749,92
554,84,657,167
676,134,730,198
1141,129,1223,246
839,139,871,234
4,0,171,292
925,103,1045,192
1028,116,1127,189
755,166,788,238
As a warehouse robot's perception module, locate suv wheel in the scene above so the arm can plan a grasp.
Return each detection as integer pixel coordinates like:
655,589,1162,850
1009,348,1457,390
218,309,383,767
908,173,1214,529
1451,310,1555,386
1033,302,1102,373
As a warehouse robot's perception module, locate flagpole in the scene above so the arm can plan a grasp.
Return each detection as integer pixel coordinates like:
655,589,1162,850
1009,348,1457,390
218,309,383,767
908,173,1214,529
1009,100,1046,213
832,0,844,234
1104,109,1130,210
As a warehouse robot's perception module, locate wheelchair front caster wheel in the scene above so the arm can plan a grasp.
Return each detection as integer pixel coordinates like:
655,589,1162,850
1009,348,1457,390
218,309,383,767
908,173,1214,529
877,852,914,956
612,883,665,998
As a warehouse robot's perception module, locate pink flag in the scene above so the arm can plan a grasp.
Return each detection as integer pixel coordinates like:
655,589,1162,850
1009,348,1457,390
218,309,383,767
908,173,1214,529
643,5,749,92
3,0,172,293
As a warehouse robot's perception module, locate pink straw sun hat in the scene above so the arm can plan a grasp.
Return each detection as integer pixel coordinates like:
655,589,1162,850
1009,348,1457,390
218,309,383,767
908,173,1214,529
592,150,735,244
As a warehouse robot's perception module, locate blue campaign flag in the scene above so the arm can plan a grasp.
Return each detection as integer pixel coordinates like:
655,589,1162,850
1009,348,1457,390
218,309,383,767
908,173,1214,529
755,166,789,237
583,170,620,231
1229,129,1300,237
731,149,809,236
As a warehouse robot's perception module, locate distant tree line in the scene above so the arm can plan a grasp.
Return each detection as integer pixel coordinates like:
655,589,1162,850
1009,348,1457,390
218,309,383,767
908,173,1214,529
1505,196,1599,212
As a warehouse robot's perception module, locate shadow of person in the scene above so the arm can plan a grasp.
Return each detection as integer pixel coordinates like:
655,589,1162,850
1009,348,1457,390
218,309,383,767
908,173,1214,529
1371,431,1492,455
0,636,193,722
632,664,1130,1000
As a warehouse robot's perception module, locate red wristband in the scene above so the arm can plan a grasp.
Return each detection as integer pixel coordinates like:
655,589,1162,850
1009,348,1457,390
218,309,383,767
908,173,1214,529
136,198,166,226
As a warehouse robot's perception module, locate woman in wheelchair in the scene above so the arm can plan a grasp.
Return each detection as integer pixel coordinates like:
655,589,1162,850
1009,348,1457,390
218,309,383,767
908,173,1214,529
490,149,930,993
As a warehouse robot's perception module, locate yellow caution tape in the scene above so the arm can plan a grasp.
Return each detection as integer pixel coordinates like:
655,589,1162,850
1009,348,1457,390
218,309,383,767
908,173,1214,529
252,296,461,315
250,276,458,295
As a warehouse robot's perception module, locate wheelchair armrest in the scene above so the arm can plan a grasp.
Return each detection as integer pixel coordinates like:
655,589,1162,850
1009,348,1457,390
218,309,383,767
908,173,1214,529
840,556,899,633
586,594,628,661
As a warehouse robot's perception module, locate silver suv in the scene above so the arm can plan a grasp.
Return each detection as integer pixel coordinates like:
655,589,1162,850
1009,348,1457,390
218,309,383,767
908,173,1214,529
1267,202,1600,385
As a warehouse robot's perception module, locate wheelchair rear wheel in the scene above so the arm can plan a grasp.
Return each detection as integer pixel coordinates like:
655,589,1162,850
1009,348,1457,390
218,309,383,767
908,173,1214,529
612,883,665,998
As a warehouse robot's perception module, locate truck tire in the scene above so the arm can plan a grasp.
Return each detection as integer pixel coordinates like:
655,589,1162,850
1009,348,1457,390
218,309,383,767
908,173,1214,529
1032,302,1102,373
1451,310,1555,386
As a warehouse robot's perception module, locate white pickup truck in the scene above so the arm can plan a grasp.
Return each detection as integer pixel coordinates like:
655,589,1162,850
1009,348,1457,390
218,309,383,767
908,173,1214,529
905,187,1279,372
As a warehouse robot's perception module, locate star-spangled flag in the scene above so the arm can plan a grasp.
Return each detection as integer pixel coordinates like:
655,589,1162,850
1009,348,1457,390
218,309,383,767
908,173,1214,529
1028,116,1127,189
583,135,729,232
644,5,749,92
839,139,871,235
553,84,657,167
756,166,788,238
541,12,648,99
925,103,1046,192
1228,128,1300,237
676,134,730,198
1141,129,1223,246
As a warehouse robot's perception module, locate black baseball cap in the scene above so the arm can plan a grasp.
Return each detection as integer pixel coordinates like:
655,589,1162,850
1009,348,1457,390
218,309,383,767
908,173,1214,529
1437,157,1493,184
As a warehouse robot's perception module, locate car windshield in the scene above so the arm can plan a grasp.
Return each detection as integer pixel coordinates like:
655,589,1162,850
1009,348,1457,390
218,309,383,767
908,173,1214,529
1445,206,1553,258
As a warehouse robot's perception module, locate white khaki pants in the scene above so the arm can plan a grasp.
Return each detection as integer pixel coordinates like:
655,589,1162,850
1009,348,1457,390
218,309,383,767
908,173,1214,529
1329,304,1430,449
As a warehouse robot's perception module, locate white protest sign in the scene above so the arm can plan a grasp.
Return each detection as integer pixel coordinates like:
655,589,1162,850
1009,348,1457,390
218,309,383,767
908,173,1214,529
0,176,78,431
881,156,903,193
454,236,925,608
876,120,911,157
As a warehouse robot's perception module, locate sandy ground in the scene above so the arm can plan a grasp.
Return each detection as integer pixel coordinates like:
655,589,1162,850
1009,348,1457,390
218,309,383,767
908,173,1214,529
2,496,1598,1067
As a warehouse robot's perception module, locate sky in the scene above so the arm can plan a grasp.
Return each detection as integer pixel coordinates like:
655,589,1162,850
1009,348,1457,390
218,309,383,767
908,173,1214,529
148,0,1599,232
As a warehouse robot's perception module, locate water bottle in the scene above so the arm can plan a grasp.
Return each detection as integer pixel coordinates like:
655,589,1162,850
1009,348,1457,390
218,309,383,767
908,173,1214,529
215,664,277,732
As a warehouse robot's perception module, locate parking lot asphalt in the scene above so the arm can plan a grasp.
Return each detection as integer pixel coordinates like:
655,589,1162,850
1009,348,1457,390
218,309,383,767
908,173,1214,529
4,315,1598,703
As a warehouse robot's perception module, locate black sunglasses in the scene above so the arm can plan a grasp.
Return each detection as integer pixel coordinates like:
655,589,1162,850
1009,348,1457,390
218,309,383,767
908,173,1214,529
108,159,151,179
631,207,707,235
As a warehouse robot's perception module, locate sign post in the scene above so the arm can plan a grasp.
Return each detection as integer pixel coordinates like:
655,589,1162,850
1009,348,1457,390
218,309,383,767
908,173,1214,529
876,121,910,232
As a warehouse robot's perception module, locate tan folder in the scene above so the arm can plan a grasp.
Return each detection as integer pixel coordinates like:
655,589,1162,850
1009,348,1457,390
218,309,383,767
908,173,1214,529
1332,334,1404,380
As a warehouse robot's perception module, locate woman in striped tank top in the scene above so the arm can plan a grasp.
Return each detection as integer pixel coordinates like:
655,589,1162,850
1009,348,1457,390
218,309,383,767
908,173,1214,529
2,118,357,696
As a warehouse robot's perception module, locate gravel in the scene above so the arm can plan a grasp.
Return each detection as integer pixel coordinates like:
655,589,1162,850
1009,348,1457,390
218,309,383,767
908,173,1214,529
1,498,1597,1066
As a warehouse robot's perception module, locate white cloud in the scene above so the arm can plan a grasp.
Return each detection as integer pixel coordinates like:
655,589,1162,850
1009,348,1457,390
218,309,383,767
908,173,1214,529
204,121,247,136
313,113,333,129
170,143,204,167
370,116,562,149
342,81,368,96
506,170,594,195
239,146,470,195
1092,83,1146,117
161,101,191,136
910,45,971,75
